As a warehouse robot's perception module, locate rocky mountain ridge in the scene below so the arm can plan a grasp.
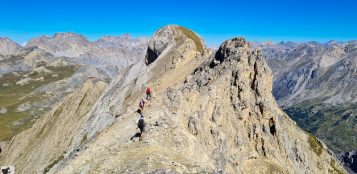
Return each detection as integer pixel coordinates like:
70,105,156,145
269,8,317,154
0,25,346,174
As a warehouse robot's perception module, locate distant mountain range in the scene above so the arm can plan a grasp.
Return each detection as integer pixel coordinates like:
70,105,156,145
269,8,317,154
0,33,148,141
1,33,149,77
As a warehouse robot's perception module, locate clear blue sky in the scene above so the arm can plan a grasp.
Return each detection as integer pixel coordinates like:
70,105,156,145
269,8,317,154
0,0,356,46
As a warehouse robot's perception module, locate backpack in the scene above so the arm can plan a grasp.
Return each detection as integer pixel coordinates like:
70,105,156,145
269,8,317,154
139,100,145,108
146,88,151,94
138,118,145,128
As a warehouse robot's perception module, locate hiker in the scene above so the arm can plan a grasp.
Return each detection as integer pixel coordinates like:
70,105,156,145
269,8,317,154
139,98,145,111
146,87,152,100
137,114,145,141
269,117,276,136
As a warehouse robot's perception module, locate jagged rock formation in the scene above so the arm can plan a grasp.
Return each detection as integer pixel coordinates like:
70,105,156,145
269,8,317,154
0,26,346,174
145,25,205,65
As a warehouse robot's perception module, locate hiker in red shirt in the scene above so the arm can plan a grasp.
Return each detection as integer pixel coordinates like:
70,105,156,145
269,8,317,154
146,87,152,100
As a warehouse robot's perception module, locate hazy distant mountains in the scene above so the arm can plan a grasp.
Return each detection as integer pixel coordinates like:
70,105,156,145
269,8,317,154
0,37,21,56
26,33,149,77
258,40,357,106
1,33,149,76
259,41,357,153
0,33,148,141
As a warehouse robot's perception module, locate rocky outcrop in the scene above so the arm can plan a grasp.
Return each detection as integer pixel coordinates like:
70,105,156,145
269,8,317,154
145,25,206,65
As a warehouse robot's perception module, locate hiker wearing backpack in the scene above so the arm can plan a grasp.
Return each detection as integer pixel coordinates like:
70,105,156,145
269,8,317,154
139,98,145,111
138,114,145,141
146,87,152,100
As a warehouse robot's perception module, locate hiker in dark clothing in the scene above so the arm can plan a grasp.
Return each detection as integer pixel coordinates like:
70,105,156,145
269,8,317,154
146,87,152,100
1,167,10,174
138,114,145,141
269,117,276,136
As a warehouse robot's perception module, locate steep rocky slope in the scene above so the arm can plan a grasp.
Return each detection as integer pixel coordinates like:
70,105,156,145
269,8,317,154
0,79,106,173
261,41,357,154
0,46,106,141
1,25,345,174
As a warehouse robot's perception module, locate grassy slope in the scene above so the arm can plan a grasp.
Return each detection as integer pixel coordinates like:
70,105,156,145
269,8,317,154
0,65,78,140
285,100,357,153
176,26,204,54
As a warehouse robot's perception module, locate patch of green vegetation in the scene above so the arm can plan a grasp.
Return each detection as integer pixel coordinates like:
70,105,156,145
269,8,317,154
76,93,88,114
176,26,204,54
329,159,346,174
43,154,65,174
308,133,323,156
285,100,357,153
0,65,79,140
80,132,88,145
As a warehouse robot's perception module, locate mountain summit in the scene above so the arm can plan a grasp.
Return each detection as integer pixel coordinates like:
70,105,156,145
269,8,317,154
0,25,346,174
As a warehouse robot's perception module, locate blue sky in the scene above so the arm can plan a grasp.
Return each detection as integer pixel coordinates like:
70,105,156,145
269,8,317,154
0,0,356,46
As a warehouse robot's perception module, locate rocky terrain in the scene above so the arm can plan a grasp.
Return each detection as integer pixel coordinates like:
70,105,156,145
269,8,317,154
0,34,148,141
259,41,357,173
0,25,346,174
